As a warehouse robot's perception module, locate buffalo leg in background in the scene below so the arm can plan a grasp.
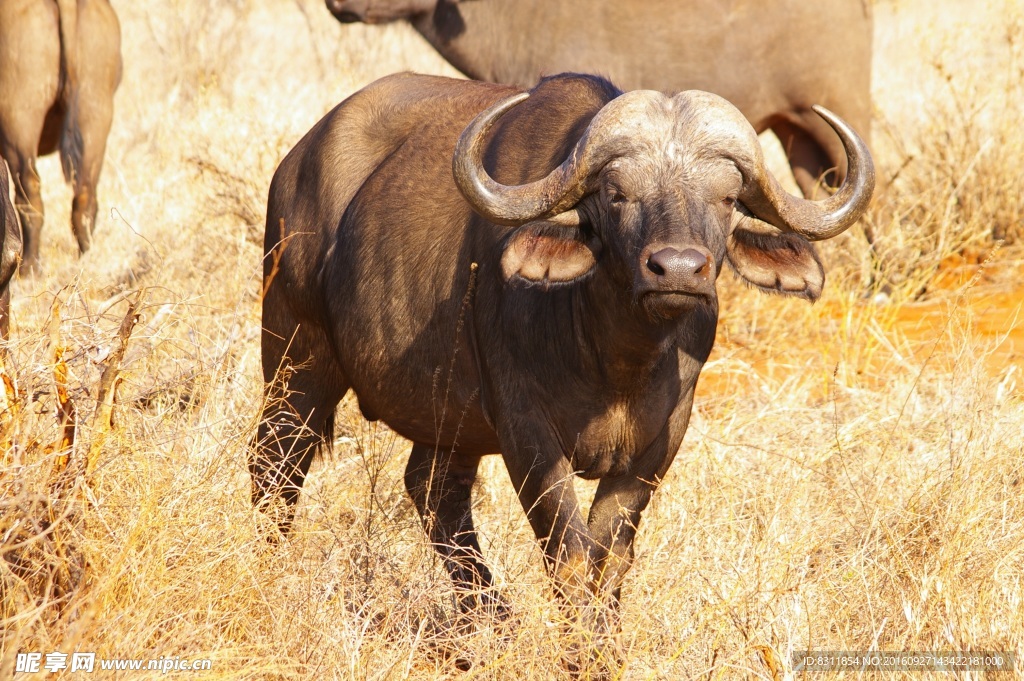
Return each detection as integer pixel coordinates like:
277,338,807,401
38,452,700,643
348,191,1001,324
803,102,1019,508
69,101,112,254
771,112,848,199
69,0,121,254
4,154,44,276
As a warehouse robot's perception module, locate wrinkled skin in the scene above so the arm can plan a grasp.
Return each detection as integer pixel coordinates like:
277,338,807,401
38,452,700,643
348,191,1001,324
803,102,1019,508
325,0,872,200
0,159,21,340
251,73,872,667
0,0,122,274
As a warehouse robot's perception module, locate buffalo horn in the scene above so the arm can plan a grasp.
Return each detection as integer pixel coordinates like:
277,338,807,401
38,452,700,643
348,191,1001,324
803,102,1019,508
453,91,640,226
738,105,875,241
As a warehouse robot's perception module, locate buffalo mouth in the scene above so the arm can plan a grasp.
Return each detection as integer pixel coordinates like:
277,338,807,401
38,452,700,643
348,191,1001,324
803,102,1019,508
640,289,712,316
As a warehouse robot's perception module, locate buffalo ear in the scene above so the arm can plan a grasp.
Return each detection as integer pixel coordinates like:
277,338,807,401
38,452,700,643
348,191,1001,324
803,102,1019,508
501,220,600,284
725,223,825,301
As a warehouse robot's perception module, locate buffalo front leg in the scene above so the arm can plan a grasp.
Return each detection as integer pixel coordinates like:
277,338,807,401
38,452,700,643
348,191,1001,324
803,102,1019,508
405,444,506,617
0,286,9,342
0,170,19,341
585,474,659,630
586,405,692,630
499,439,613,625
500,441,628,675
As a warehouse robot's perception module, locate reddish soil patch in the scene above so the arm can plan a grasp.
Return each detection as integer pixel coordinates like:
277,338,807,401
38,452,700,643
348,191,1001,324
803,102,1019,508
699,258,1023,403
889,254,1023,374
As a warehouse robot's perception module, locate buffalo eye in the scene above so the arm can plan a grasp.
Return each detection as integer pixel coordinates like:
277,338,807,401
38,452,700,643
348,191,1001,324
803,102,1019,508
606,188,628,207
721,196,736,208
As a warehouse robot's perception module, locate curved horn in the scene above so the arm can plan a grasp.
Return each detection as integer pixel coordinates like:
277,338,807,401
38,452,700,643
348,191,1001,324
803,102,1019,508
453,89,662,226
452,92,596,225
738,106,875,241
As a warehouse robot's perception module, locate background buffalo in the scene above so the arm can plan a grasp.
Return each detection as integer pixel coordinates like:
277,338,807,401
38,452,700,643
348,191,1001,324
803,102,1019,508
0,0,121,273
325,0,873,201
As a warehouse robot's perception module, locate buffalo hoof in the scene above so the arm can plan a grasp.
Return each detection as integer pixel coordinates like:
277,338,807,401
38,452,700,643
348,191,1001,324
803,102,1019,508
562,636,626,681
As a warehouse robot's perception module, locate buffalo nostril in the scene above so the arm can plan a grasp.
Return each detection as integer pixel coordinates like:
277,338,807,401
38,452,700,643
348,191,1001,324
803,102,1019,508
646,256,666,276
647,247,682,277
667,248,710,281
682,249,711,280
648,247,710,277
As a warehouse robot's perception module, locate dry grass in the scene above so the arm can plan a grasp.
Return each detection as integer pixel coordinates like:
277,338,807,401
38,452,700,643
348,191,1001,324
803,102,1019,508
843,0,1024,297
2,0,1023,678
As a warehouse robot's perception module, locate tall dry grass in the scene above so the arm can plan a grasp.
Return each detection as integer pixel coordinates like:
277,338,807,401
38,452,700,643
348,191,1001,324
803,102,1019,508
2,0,1023,678
843,0,1024,298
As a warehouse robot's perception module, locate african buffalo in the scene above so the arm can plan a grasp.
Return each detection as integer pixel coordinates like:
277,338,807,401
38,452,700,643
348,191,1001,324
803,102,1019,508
325,0,874,201
251,72,873,653
0,0,122,273
0,160,21,340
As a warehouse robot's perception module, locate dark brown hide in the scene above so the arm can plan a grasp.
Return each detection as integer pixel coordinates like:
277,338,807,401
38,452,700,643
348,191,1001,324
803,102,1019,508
251,73,872,649
0,0,122,273
325,0,873,198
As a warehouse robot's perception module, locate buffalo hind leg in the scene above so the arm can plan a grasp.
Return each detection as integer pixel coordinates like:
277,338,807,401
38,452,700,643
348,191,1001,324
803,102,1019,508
69,82,115,252
70,173,99,255
404,444,506,617
70,0,121,254
251,323,347,537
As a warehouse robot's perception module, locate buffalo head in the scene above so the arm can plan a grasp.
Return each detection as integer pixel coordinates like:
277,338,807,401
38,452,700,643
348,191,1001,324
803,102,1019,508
326,0,443,23
454,90,874,317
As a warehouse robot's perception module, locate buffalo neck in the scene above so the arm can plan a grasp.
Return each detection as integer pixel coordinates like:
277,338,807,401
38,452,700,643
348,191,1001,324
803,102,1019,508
492,263,717,395
577,266,717,388
410,1,588,87
409,1,681,93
